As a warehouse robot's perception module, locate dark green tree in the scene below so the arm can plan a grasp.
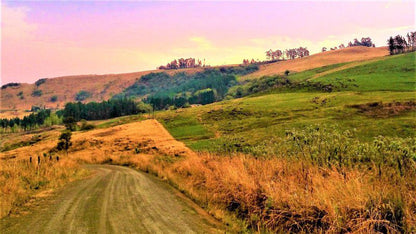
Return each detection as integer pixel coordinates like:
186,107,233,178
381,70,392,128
63,116,77,131
57,130,72,153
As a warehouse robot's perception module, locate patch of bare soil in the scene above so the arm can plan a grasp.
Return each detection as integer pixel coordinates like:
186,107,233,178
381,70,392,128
349,101,416,118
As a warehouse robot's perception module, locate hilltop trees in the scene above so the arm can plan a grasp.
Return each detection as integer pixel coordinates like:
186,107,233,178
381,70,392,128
266,49,283,61
406,32,416,50
387,32,415,55
346,37,375,47
159,58,204,70
242,59,257,65
264,47,310,61
323,37,375,53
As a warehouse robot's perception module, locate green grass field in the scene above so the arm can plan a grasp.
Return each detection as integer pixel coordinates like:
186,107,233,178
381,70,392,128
158,53,416,155
311,52,416,91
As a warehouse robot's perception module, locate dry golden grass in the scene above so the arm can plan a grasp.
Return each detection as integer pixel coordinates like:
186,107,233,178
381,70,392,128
0,158,85,218
0,110,30,119
1,119,414,232
241,46,389,80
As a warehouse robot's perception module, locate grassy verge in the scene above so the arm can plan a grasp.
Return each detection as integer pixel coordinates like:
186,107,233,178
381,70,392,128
78,143,416,233
0,158,86,218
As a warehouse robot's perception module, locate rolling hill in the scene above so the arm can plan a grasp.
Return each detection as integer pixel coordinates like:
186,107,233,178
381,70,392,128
1,46,389,117
0,68,203,115
240,46,389,80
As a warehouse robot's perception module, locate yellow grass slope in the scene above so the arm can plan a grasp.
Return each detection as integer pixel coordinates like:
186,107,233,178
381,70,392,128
0,119,196,219
0,119,194,162
241,46,389,80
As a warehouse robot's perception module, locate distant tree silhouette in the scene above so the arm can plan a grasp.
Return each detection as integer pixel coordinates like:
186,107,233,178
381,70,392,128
159,58,203,70
388,36,395,55
387,32,415,55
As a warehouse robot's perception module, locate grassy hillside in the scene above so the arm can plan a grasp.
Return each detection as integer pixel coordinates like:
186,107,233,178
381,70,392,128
1,48,414,232
158,53,415,152
0,68,203,114
241,46,389,80
1,46,388,117
152,52,415,232
310,52,416,91
159,91,415,152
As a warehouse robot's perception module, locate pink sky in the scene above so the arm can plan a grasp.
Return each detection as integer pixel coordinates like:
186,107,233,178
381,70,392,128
1,1,415,84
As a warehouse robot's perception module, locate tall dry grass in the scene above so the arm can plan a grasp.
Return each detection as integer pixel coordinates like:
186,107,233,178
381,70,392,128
62,120,415,232
2,119,414,232
0,157,85,218
72,148,414,233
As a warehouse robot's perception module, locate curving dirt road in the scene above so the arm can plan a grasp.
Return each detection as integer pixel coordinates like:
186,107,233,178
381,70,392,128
0,165,222,234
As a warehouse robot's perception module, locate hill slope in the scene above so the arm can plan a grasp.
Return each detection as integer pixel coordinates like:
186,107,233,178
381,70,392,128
240,46,389,80
0,68,202,113
1,46,388,116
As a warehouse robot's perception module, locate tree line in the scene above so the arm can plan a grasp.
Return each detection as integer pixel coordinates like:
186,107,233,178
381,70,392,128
387,32,415,55
265,47,310,61
0,109,60,132
145,88,217,110
158,58,205,70
60,98,148,121
322,37,375,52
242,47,310,65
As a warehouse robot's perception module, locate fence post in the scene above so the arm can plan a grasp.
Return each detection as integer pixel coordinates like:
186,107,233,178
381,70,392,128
38,156,41,165
30,156,32,163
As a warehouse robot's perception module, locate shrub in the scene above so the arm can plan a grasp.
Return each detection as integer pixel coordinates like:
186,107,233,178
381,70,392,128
17,91,24,99
32,89,42,97
1,83,20,89
80,119,95,131
75,90,92,101
35,78,47,87
50,95,58,102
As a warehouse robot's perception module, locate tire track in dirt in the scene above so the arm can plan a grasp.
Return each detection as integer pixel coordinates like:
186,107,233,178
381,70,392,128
0,165,222,233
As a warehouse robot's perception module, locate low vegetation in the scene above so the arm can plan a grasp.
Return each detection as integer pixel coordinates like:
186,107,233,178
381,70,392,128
0,157,85,218
1,83,20,90
35,78,47,87
31,89,42,97
75,90,92,101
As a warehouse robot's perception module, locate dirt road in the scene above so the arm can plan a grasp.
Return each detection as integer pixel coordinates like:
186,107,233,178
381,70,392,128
0,165,222,233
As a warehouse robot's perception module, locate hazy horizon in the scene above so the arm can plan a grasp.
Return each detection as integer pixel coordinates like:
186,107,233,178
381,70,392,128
1,0,415,85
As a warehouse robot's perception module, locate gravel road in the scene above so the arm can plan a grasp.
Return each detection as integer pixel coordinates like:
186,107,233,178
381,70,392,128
0,165,222,234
